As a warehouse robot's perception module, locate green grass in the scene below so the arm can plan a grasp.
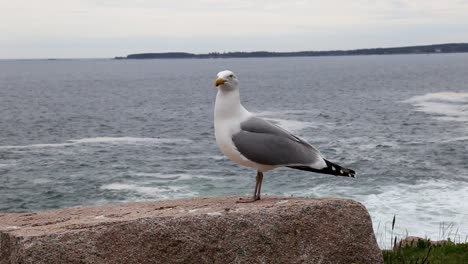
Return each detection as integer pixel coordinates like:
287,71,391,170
381,215,468,263
383,240,468,264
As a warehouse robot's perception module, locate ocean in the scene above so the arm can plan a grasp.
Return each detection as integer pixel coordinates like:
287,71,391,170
1,54,467,247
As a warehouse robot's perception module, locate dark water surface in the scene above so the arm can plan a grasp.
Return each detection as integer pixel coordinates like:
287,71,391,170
1,54,468,247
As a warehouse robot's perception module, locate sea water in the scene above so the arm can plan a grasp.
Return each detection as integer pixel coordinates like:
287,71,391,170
1,54,468,247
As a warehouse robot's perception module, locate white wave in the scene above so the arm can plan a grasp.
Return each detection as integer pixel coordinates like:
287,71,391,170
101,183,196,198
286,179,468,248
31,178,53,184
363,180,468,248
0,162,18,168
265,118,317,133
133,172,192,181
208,155,227,161
158,155,226,161
68,137,192,145
101,183,132,191
403,92,468,123
255,110,318,116
0,137,192,150
194,175,226,180
438,136,468,143
0,142,74,149
132,172,224,181
405,92,468,103
253,111,318,132
101,183,166,196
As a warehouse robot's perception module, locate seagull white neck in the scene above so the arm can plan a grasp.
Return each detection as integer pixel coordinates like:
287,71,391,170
214,89,250,121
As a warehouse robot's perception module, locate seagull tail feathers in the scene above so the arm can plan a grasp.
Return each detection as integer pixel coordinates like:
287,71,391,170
287,159,356,178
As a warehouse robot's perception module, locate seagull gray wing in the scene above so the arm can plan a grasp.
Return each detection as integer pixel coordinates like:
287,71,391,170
232,116,324,166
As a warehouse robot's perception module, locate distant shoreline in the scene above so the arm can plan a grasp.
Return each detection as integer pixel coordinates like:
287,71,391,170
116,43,468,60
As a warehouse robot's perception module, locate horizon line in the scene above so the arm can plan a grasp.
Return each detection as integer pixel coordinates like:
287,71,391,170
1,42,468,60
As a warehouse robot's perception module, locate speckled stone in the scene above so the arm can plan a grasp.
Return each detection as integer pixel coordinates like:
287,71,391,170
0,196,383,264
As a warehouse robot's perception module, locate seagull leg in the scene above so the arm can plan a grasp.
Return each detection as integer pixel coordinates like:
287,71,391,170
237,171,262,203
255,171,263,200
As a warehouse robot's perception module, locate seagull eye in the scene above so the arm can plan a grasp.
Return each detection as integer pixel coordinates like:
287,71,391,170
229,74,234,78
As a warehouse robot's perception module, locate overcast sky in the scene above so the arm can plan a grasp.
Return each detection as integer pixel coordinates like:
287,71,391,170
1,0,468,58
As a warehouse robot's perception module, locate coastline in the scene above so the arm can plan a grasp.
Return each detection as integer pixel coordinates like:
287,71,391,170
115,43,468,59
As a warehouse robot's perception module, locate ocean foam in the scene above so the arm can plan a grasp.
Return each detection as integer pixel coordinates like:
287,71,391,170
0,142,75,149
363,179,468,248
254,110,318,133
255,110,318,116
158,155,226,161
0,137,192,150
68,137,192,145
439,136,468,143
405,92,468,103
132,172,224,181
265,118,317,133
404,92,468,123
100,183,195,199
0,162,17,168
286,178,468,248
133,172,192,181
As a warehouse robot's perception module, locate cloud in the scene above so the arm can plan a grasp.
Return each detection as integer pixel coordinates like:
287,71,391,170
0,0,467,58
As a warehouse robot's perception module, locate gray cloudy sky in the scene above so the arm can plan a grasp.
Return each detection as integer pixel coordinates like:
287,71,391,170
1,0,468,58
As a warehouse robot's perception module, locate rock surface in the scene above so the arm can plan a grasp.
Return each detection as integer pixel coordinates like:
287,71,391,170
0,196,382,264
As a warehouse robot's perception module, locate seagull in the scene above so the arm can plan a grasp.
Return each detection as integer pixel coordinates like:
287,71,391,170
214,70,355,203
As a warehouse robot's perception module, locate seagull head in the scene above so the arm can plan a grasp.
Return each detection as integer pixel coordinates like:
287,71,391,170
215,70,239,91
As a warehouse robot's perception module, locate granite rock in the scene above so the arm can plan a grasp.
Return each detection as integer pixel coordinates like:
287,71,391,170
0,196,382,264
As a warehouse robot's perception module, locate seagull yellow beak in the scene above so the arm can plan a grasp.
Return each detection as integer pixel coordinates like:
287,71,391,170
215,78,226,87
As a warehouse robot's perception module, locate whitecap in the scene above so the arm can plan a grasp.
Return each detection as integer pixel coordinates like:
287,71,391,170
404,92,468,104
0,142,74,149
132,172,224,181
362,180,468,248
31,178,53,184
265,118,317,132
253,110,319,132
0,137,193,150
286,179,468,248
132,172,192,181
255,110,318,116
403,92,468,123
68,137,192,145
0,162,17,168
100,183,133,191
100,183,194,198
158,155,226,161
438,136,468,143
